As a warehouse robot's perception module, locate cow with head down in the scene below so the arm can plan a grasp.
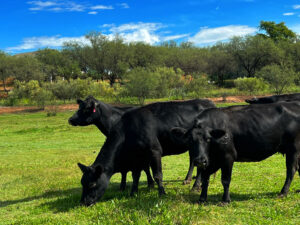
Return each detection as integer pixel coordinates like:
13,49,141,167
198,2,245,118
172,102,300,203
68,96,154,190
77,99,216,206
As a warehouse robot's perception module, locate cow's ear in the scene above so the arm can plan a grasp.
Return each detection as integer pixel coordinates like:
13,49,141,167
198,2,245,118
78,162,89,173
77,99,83,105
171,127,188,141
94,164,103,174
210,129,229,144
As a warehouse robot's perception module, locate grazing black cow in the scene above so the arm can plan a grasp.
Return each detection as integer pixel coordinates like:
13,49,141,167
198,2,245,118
68,96,154,190
171,102,300,203
245,93,300,104
77,99,216,206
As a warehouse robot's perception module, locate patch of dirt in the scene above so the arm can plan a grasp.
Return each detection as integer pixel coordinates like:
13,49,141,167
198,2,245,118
0,95,267,114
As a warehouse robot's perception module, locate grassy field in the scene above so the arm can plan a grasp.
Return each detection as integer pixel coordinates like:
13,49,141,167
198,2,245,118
0,106,299,224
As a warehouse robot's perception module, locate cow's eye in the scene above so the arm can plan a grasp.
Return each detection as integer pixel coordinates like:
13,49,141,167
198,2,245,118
206,138,211,143
89,183,97,189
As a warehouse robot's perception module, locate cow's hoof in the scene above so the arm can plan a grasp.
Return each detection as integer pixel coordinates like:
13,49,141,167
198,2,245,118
191,185,201,192
148,182,155,189
120,186,126,191
198,198,207,204
278,193,287,198
183,180,191,185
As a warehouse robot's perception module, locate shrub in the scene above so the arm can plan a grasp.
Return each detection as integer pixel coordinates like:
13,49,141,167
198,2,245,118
257,64,296,95
185,74,212,98
153,67,183,98
123,67,159,105
234,77,267,95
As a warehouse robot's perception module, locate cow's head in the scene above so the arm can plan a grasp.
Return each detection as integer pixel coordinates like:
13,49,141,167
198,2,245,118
171,121,230,169
77,162,110,206
68,97,98,126
245,97,258,104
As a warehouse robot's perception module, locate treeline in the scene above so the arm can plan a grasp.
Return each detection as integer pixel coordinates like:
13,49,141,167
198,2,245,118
1,21,300,105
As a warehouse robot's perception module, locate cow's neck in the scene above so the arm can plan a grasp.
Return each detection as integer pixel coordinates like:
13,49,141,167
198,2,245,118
93,102,124,136
92,128,124,174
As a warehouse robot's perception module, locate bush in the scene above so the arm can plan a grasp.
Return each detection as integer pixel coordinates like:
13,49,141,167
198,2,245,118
153,67,183,98
257,64,296,94
123,67,159,105
234,77,267,95
185,74,212,98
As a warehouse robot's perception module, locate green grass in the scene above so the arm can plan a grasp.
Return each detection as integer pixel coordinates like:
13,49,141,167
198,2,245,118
0,109,299,224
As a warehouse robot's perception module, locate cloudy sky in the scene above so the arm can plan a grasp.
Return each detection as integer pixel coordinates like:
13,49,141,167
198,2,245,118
2,0,300,53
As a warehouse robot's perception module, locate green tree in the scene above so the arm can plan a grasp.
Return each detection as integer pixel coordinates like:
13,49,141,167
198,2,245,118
0,51,13,94
123,67,159,105
258,21,296,42
257,64,296,94
227,35,279,77
14,56,47,82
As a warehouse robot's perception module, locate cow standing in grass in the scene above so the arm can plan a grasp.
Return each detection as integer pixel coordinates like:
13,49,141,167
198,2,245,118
171,102,300,203
245,93,300,104
77,99,216,206
68,96,154,190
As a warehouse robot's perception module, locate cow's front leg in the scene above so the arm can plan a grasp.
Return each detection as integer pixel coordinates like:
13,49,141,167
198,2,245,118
280,149,299,196
199,172,210,203
191,167,202,192
120,171,127,191
130,170,141,196
221,160,233,203
183,158,194,185
144,167,155,188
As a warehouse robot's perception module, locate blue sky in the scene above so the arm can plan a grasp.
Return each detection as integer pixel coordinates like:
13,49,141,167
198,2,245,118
2,0,300,53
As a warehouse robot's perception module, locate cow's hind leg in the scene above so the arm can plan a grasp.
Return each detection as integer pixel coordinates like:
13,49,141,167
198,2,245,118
150,140,166,196
120,171,127,191
130,170,141,196
183,158,194,185
280,145,299,196
144,167,155,188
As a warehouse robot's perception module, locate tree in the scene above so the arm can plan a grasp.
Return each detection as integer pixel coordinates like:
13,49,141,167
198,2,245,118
227,35,279,77
257,64,296,94
14,56,47,82
258,21,296,42
103,35,130,86
207,45,236,86
0,51,13,94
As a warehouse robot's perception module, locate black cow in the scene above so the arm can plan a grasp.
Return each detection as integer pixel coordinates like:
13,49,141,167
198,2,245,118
172,102,300,203
77,99,215,206
245,93,300,104
68,96,154,190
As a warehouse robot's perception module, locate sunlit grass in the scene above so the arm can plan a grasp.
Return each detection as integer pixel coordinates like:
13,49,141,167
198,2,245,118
0,110,299,224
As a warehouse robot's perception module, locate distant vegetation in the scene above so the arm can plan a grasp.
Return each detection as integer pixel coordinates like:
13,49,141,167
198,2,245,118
1,21,300,106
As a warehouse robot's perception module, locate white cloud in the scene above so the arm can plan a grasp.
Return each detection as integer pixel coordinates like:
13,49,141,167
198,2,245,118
90,5,113,10
27,1,114,13
119,3,129,9
283,12,295,16
293,5,300,9
188,25,257,45
163,34,190,41
6,35,90,51
27,1,57,7
88,11,98,15
106,22,166,44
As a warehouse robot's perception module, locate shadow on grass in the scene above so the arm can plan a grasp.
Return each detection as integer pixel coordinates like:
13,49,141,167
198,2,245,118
0,187,81,209
40,182,287,213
